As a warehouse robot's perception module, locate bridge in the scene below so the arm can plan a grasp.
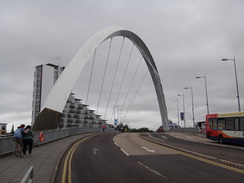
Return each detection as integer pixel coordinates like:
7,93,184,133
32,26,169,132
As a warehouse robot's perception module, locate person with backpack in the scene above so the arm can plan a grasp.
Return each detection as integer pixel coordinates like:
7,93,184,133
13,124,25,157
23,125,34,157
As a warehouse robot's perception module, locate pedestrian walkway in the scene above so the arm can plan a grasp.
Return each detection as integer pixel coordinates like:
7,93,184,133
0,133,93,183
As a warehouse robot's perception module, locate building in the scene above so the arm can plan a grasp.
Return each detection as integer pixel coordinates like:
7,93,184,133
59,93,103,128
32,63,65,124
32,63,104,129
0,123,7,135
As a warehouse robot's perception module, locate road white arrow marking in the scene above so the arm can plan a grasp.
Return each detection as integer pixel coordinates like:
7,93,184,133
141,146,155,153
93,148,99,155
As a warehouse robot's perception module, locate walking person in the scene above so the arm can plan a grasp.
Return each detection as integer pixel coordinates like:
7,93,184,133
23,125,34,157
13,124,25,157
102,124,106,132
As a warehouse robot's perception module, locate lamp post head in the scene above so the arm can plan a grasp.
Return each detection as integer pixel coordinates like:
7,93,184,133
196,76,206,79
221,58,228,61
221,58,234,61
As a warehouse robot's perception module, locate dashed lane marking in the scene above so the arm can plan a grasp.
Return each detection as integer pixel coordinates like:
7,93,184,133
120,148,129,156
137,161,163,177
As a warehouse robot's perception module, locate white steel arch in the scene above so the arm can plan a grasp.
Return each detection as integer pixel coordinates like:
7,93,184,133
33,26,169,131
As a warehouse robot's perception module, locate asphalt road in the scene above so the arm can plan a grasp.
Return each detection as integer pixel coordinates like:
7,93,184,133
150,132,244,165
56,133,244,183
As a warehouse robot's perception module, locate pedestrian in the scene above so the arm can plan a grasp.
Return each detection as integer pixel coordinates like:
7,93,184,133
102,124,106,132
13,124,25,157
23,125,34,157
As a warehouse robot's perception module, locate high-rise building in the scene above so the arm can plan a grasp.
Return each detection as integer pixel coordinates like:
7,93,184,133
32,63,103,128
31,63,65,125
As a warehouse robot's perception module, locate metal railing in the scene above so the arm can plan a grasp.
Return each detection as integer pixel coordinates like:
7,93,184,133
20,166,34,183
0,127,117,156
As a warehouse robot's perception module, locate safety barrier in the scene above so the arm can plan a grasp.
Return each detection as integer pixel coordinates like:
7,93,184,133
20,166,34,183
0,127,117,156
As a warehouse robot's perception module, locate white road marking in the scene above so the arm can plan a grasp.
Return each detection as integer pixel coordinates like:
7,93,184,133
141,146,155,153
114,141,118,146
137,161,164,177
120,148,129,156
93,148,99,155
161,136,167,139
173,136,181,139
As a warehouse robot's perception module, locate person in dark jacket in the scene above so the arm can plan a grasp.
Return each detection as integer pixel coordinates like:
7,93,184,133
23,125,34,157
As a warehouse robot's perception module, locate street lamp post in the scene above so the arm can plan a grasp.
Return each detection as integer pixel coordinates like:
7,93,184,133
173,99,179,126
195,75,209,114
113,105,118,125
221,57,241,112
184,87,195,127
177,94,186,127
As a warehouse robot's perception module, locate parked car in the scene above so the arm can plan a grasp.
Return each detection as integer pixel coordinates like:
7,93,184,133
157,126,165,132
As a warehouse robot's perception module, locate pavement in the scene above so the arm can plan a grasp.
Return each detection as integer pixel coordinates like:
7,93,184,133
0,133,94,183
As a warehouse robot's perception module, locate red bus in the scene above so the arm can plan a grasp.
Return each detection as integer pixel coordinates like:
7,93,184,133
206,112,244,145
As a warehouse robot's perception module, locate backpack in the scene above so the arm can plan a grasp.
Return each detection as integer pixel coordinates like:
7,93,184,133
13,128,22,138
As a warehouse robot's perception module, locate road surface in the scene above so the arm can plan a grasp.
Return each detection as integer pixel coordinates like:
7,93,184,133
56,133,244,183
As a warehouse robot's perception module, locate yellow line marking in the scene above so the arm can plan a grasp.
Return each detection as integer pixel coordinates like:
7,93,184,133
62,135,97,183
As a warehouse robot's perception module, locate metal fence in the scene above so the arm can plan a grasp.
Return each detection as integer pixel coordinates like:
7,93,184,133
0,127,117,156
20,166,34,183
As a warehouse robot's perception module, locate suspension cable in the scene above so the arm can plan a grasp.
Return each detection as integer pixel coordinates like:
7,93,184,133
96,38,113,114
114,43,134,107
124,69,149,118
85,48,97,105
104,37,125,119
120,56,143,111
110,43,134,124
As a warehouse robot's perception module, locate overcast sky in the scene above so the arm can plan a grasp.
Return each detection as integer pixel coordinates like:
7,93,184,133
1,0,244,132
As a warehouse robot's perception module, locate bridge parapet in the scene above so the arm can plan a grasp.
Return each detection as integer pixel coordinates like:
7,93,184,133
0,127,118,157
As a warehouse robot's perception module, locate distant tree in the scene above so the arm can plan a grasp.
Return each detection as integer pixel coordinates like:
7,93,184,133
123,124,129,132
129,127,152,133
115,124,152,133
